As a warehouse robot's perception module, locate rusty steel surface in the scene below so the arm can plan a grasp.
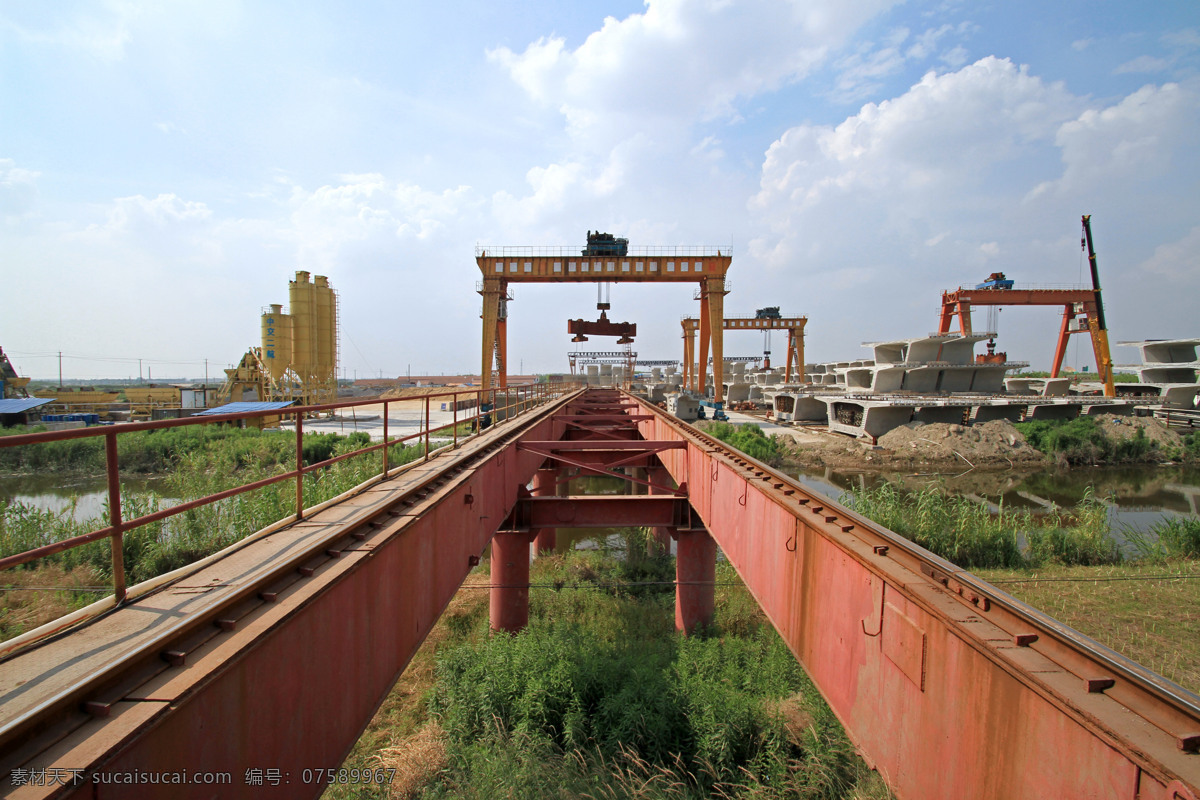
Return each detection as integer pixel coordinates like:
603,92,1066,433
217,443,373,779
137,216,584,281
619,390,1200,800
510,495,692,529
6,386,1198,799
0,389,581,799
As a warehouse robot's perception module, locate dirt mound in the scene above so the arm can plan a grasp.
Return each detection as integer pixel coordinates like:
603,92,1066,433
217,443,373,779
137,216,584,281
877,420,1048,468
1090,414,1183,454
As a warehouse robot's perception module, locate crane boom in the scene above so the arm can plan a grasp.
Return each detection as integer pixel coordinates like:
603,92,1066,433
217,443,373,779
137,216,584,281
1081,214,1116,396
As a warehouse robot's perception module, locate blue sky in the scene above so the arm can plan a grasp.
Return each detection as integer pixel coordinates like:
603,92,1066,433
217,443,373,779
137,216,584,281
2,0,1197,381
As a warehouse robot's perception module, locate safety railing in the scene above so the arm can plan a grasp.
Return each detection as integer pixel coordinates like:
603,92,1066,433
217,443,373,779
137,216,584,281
474,245,731,258
946,283,1092,293
0,382,570,606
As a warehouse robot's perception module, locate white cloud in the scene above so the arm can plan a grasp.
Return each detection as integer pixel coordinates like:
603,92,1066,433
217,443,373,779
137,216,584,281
0,159,40,217
0,9,133,61
746,58,1200,359
1031,80,1199,199
490,0,899,141
1139,225,1200,281
1162,29,1199,52
1114,55,1170,75
751,57,1080,269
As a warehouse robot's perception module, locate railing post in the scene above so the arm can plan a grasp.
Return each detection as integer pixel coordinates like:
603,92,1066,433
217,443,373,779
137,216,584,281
295,413,304,521
382,400,389,477
453,392,459,449
424,395,430,461
104,431,127,604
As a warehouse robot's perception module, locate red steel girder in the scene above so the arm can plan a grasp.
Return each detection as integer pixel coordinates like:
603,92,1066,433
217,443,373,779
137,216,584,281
567,313,637,340
538,451,661,469
556,413,653,442
555,414,655,423
0,392,579,800
518,440,686,494
501,495,693,529
624,389,1200,800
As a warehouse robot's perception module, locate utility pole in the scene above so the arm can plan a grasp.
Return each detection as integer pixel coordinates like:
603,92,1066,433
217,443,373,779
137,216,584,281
204,359,208,386
139,358,143,384
58,351,62,389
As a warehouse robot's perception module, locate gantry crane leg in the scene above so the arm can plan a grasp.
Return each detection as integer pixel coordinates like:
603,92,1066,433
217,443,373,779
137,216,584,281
1051,304,1073,378
698,294,711,398
480,279,502,394
705,277,725,416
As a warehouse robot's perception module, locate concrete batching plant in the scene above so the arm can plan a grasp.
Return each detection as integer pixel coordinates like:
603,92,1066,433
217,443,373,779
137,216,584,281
220,271,339,408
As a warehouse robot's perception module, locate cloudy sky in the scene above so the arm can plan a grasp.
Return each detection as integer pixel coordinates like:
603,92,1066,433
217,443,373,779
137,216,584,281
2,0,1197,382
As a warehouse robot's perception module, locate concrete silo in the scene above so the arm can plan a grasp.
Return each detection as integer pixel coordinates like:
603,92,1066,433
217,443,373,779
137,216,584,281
313,275,338,392
288,271,316,386
260,304,293,383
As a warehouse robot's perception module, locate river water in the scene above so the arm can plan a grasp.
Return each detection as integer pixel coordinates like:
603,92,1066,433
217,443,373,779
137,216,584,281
0,474,177,521
785,463,1200,536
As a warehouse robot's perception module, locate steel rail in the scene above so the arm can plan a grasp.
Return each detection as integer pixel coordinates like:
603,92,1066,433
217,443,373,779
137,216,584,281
0,388,584,792
0,383,564,594
670,409,1200,721
621,390,1200,798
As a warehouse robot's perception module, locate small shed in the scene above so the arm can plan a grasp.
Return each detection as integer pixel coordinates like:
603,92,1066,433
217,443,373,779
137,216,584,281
0,398,55,428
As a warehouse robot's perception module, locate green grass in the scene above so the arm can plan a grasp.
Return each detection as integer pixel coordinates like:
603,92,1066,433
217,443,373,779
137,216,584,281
327,551,888,800
0,430,431,639
841,483,1124,569
702,422,781,465
1014,417,1161,465
974,562,1200,694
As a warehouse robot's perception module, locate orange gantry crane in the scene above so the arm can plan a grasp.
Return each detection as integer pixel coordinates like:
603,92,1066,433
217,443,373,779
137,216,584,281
936,215,1116,396
680,312,807,389
476,234,733,415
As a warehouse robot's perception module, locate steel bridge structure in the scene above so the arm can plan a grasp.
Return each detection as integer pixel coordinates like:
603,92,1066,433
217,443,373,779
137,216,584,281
1,388,1198,799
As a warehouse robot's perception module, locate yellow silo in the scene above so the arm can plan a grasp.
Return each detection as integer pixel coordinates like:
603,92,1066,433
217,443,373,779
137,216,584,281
288,271,315,382
260,304,292,381
314,275,336,384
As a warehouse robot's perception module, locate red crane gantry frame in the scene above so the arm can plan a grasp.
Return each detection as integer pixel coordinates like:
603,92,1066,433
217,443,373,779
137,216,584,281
476,247,732,403
681,315,807,389
936,286,1115,396
937,215,1116,396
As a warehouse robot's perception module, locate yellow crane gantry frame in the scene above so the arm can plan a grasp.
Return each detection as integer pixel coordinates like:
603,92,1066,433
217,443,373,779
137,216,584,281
680,315,807,390
476,246,732,406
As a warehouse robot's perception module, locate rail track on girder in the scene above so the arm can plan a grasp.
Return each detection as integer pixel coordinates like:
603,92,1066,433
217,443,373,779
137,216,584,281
0,388,577,798
0,386,1197,799
624,390,1200,800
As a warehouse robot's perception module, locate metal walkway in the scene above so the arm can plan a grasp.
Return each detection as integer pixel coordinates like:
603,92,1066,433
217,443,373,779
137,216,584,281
1,388,1198,799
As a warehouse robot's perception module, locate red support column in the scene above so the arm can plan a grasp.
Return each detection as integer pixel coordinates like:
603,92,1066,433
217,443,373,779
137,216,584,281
1051,304,1073,377
490,531,530,633
648,466,673,554
675,527,715,635
532,467,558,555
